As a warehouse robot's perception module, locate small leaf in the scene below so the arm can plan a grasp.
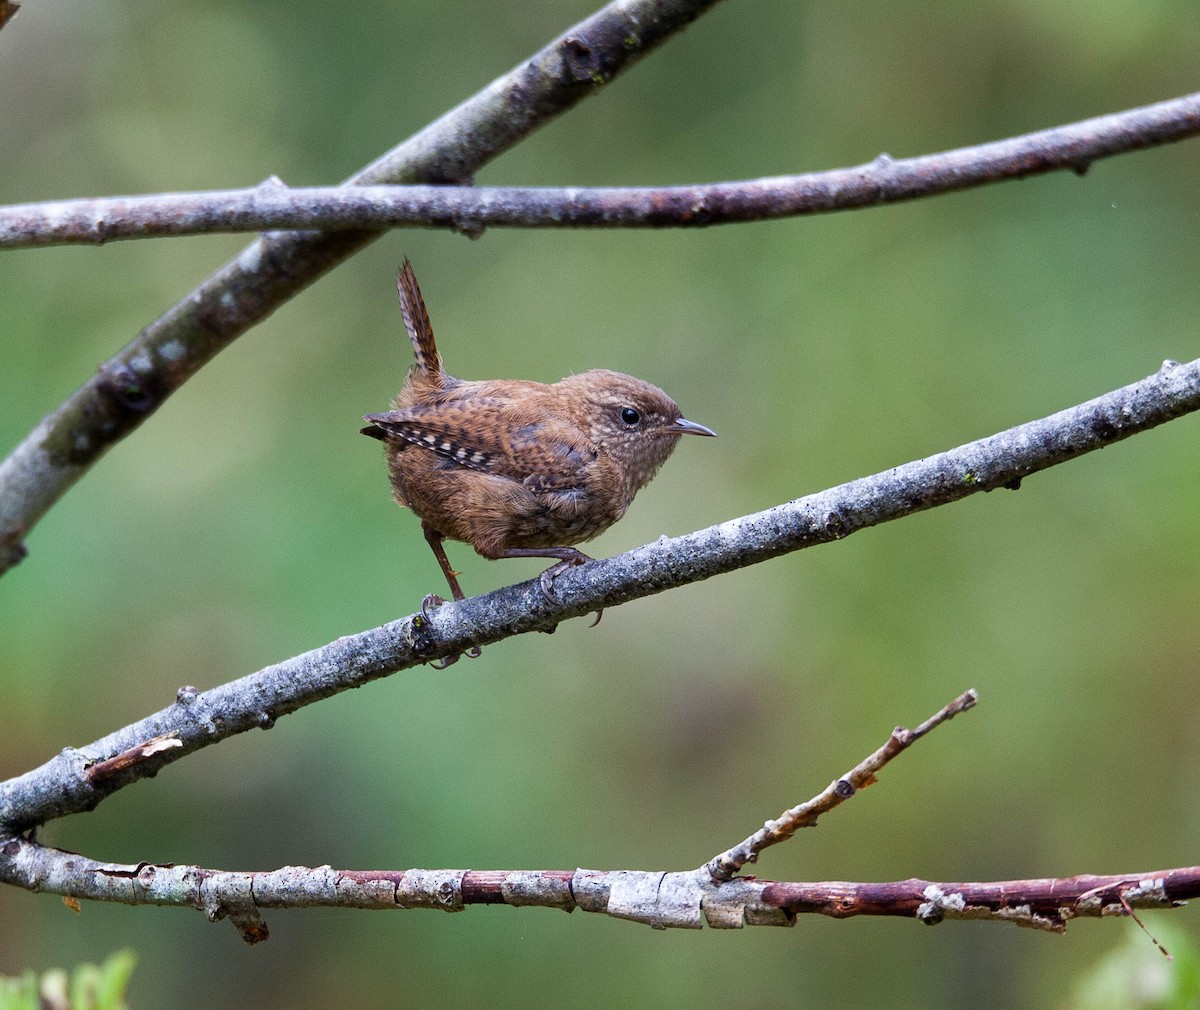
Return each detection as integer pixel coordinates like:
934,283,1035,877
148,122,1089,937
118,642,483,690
1072,921,1200,1009
96,951,137,1010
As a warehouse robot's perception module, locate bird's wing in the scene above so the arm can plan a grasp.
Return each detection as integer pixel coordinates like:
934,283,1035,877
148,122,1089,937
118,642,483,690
363,400,593,491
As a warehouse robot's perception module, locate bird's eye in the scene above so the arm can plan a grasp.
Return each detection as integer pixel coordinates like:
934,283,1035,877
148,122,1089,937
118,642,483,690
620,407,641,426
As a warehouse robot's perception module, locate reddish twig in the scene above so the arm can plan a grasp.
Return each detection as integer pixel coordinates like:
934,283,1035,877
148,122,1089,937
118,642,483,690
706,689,978,882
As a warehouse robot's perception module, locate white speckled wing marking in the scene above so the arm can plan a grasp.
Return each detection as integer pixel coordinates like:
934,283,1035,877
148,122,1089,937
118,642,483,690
363,406,498,474
363,399,592,493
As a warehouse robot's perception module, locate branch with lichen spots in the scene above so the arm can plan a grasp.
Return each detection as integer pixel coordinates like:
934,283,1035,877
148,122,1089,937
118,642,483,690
1,691,1192,942
2,359,1199,834
2,835,1188,944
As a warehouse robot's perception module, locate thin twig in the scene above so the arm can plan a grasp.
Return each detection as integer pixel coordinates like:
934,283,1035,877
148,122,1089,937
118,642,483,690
706,690,978,882
2,91,1198,249
1,359,1197,833
0,0,722,578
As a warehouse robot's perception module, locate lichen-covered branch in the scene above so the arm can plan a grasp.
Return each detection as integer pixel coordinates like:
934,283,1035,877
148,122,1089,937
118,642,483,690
3,822,1190,943
2,91,1197,249
0,683,1192,944
0,0,721,577
2,358,1197,834
6,832,1186,944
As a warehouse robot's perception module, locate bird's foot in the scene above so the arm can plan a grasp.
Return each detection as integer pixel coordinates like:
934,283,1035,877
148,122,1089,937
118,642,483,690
536,554,603,627
537,556,585,603
429,645,482,670
419,593,482,668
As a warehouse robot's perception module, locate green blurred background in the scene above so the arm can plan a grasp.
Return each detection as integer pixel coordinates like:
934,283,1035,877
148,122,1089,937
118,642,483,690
2,1,1199,1006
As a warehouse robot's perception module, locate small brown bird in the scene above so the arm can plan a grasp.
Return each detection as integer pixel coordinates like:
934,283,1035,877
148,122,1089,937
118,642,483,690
363,260,715,614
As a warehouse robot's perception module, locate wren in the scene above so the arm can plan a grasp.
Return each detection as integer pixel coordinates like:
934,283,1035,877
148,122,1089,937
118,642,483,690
362,260,715,618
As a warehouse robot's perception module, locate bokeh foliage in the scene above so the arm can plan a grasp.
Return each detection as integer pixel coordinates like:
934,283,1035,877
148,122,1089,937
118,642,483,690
2,1,1199,1006
0,950,135,1010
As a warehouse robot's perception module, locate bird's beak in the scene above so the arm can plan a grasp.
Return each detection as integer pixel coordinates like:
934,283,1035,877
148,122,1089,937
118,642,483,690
664,417,716,437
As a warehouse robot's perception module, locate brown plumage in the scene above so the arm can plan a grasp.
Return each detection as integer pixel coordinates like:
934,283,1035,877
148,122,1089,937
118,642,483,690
363,260,715,608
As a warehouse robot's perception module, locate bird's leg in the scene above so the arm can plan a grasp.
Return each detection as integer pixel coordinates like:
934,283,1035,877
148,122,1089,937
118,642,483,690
423,525,466,606
421,526,481,666
496,547,591,601
497,547,603,625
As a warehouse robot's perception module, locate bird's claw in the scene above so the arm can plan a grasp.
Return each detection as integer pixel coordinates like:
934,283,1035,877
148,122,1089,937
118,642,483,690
537,555,590,604
537,564,569,605
536,556,602,628
419,593,482,667
428,645,482,669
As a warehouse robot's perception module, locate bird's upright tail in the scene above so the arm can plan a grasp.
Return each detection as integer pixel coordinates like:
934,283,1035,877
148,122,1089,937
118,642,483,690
397,259,443,384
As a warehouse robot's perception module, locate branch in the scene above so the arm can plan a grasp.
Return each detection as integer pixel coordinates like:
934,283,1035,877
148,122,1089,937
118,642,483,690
0,0,721,577
705,689,979,882
2,91,1198,248
2,358,1197,833
5,830,1187,944
0,691,1191,942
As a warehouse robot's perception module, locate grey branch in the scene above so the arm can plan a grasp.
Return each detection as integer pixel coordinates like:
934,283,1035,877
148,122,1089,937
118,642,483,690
0,0,721,577
1,691,1194,941
2,358,1198,834
1,91,1198,249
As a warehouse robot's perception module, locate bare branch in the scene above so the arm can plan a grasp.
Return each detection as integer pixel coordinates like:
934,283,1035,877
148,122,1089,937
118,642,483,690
2,359,1197,833
2,826,1191,941
761,872,1191,933
0,683,1190,942
706,690,978,882
0,0,722,577
2,91,1198,249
